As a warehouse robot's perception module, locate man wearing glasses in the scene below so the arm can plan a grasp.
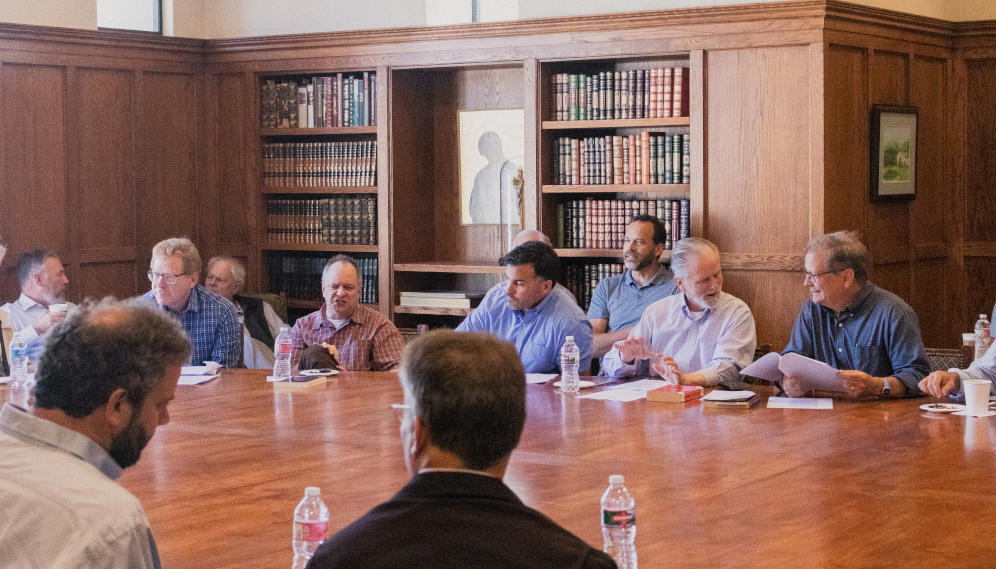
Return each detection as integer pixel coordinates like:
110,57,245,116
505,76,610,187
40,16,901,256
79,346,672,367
141,238,241,368
780,231,929,398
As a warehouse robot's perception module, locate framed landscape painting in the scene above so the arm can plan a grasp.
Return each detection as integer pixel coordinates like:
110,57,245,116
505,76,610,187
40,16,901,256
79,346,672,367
869,104,918,202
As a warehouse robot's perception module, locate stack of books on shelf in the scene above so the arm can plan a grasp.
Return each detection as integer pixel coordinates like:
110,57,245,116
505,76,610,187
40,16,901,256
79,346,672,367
549,67,689,121
552,132,690,186
398,291,485,309
561,262,624,312
266,196,377,246
557,198,689,250
262,141,377,187
267,254,378,304
261,73,376,129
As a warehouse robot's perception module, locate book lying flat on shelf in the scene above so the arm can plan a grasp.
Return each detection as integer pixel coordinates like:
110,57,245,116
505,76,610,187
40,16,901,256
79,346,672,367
647,384,704,402
398,291,485,308
701,390,761,408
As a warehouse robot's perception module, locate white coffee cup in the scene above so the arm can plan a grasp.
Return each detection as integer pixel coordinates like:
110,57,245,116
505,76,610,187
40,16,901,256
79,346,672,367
963,379,990,416
49,303,68,313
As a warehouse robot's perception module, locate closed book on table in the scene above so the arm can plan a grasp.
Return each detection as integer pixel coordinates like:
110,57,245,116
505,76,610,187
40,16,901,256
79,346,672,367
702,392,761,408
272,375,327,389
647,385,704,402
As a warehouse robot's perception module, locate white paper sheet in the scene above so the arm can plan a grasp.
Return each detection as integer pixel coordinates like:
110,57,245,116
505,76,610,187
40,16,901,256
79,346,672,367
178,374,220,385
740,352,783,382
701,390,757,401
740,352,842,393
526,373,558,384
181,362,221,376
766,397,833,409
579,389,647,402
607,379,669,392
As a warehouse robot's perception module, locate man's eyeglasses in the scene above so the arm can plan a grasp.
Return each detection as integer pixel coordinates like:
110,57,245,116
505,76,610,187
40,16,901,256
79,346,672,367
148,271,190,285
802,269,838,283
391,403,411,422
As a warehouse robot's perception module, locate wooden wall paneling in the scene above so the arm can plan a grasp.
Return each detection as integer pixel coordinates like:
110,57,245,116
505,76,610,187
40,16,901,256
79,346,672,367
432,65,523,266
135,71,200,274
376,65,391,314
0,63,70,297
945,51,968,342
523,58,538,233
690,49,706,238
722,270,811,351
704,44,814,348
211,73,253,258
75,66,139,301
964,56,996,328
389,69,436,267
967,257,995,330
808,41,825,240
823,43,868,236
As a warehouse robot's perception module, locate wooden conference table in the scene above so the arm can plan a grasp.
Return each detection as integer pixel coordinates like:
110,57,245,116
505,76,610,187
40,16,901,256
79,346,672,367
103,370,996,568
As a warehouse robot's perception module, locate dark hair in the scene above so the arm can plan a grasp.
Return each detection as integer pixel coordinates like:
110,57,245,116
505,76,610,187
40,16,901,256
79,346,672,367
35,297,191,418
499,241,559,283
401,330,526,471
322,254,361,284
630,214,667,246
16,250,59,288
806,231,869,285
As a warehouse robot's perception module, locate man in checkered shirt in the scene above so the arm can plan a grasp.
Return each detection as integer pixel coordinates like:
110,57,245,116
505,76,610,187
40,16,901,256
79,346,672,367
290,255,403,372
140,238,241,368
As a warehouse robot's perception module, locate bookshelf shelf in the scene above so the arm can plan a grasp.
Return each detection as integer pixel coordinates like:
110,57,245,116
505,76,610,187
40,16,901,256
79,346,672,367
555,249,673,260
262,244,378,253
393,262,504,274
261,186,377,195
261,126,377,136
393,305,473,316
287,300,379,310
542,184,690,194
542,117,690,130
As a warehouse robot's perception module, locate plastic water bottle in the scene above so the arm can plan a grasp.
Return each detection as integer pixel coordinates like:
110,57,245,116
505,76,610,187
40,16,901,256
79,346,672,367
601,474,637,569
292,486,329,568
9,333,33,411
274,325,292,379
560,336,580,393
975,314,991,361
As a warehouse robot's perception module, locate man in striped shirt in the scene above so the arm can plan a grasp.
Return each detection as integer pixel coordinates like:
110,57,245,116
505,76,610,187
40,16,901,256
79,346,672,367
290,255,403,372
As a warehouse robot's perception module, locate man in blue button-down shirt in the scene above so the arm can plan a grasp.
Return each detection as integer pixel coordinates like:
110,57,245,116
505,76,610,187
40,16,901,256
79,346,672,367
455,242,592,374
781,231,929,398
140,238,241,369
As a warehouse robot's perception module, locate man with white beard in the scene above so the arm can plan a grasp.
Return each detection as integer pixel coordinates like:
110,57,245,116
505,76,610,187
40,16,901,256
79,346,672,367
1,250,74,345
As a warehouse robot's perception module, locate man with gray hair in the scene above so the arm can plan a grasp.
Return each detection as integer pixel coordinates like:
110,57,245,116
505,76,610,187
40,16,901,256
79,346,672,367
290,255,403,371
1,249,74,345
602,237,756,385
307,330,615,568
205,256,286,368
140,238,241,368
780,231,929,398
0,297,190,568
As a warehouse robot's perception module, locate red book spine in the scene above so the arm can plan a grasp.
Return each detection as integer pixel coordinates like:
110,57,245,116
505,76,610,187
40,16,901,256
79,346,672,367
673,67,688,118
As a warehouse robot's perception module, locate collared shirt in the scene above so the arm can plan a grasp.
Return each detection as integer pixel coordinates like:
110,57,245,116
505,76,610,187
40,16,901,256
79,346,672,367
455,282,593,373
290,304,403,371
0,404,161,569
781,281,930,395
140,285,241,368
601,291,756,385
586,265,680,332
0,293,77,344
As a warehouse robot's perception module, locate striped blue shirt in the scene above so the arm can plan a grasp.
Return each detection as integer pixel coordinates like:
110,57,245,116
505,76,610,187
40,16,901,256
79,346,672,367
141,285,241,368
781,281,929,395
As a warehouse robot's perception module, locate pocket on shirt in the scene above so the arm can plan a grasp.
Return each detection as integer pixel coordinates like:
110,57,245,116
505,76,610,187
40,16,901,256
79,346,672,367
857,344,890,374
521,337,556,372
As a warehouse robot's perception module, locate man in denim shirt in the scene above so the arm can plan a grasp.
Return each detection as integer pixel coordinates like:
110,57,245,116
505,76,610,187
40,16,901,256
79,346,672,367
781,231,929,398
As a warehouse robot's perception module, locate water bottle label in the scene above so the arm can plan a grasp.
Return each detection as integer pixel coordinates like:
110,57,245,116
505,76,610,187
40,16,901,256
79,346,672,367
276,342,293,354
293,521,328,542
602,508,635,528
561,355,578,365
977,329,991,340
11,348,27,358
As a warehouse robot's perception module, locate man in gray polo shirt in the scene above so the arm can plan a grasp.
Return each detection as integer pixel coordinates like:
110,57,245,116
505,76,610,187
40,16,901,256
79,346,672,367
587,215,680,359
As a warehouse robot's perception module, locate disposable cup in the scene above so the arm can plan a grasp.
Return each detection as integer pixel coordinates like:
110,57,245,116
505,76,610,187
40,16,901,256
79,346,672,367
49,303,68,313
963,379,990,416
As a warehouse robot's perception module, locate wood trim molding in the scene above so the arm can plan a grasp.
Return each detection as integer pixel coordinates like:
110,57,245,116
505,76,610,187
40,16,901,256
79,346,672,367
0,23,205,57
720,253,806,271
963,242,996,257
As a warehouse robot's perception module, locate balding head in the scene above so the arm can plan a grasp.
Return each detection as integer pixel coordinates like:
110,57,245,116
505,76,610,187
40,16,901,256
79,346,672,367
512,230,552,248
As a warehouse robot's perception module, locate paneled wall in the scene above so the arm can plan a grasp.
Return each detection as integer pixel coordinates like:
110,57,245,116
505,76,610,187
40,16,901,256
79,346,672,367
964,55,996,329
0,25,204,305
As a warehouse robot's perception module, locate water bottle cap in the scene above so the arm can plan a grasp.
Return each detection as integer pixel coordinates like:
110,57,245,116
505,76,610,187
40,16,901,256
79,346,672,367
305,486,321,496
566,336,574,341
609,474,624,485
981,315,987,320
281,324,290,330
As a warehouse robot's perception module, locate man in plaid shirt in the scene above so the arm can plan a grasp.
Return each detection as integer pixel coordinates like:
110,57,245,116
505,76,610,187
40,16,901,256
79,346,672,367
291,255,402,372
140,238,241,368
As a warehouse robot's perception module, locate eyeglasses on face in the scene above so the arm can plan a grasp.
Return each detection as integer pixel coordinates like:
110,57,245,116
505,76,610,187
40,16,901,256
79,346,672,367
148,270,190,285
802,269,839,283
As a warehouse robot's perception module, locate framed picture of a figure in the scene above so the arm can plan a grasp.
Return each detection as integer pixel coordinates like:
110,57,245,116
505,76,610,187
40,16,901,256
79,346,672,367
458,109,525,226
870,104,918,202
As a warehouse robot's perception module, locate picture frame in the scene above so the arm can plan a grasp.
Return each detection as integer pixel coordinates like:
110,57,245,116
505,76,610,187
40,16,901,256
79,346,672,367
869,104,918,202
458,109,525,226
